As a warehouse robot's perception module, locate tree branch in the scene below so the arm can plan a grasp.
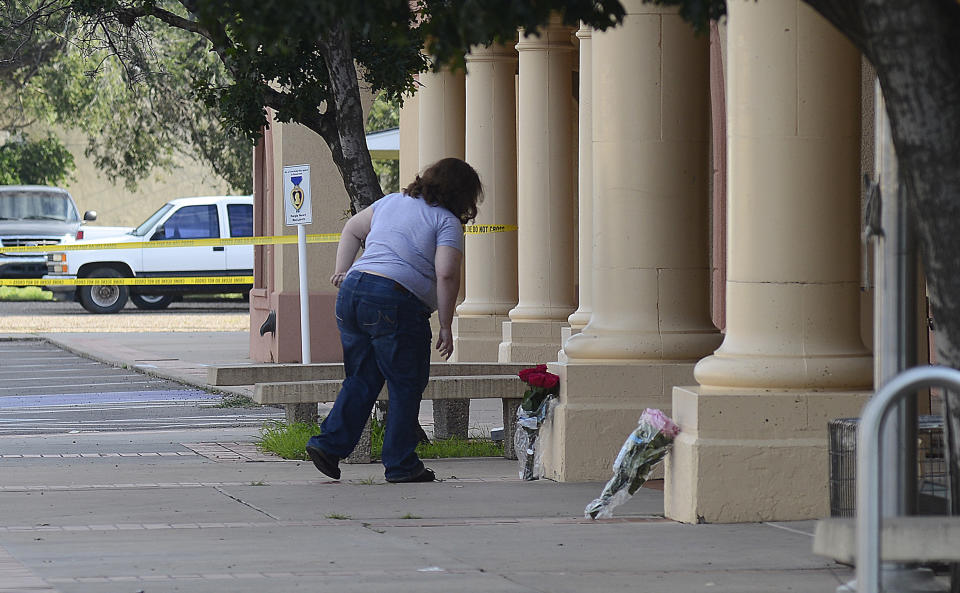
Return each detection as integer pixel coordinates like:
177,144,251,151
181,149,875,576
173,1,236,56
139,6,211,40
105,2,235,62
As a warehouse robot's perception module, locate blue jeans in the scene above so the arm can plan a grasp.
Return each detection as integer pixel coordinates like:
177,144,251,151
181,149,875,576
309,271,431,480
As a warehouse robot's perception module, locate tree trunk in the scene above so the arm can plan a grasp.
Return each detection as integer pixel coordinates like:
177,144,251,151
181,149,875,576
806,2,960,574
318,21,383,215
143,4,383,215
859,0,960,522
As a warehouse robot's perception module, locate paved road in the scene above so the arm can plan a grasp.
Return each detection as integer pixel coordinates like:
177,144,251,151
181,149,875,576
0,338,280,436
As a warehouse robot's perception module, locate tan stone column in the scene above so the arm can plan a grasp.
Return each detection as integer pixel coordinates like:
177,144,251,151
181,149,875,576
417,64,466,318
416,64,467,437
666,1,873,523
564,24,594,337
453,43,519,362
398,90,419,190
541,2,720,482
499,16,577,363
416,62,466,349
417,67,465,165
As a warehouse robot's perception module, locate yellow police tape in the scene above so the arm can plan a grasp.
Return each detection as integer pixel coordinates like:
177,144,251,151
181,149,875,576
0,224,519,286
464,224,517,235
0,224,518,255
0,233,339,254
2,276,254,287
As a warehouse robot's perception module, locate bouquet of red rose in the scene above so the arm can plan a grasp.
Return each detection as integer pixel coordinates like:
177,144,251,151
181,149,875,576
515,364,560,481
585,408,680,518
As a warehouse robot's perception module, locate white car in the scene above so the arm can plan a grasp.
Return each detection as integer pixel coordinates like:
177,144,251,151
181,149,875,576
45,196,254,313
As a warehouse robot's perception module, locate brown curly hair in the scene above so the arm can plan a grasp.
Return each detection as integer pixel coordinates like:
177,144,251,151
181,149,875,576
402,158,483,224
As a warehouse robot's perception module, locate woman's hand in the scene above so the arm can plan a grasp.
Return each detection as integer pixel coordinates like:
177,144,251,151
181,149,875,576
435,327,454,360
330,272,347,287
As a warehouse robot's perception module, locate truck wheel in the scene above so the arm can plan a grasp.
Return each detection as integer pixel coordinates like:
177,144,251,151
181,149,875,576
130,294,174,310
79,268,129,314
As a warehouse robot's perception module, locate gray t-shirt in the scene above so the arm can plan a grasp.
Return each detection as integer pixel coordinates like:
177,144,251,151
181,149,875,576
349,193,463,311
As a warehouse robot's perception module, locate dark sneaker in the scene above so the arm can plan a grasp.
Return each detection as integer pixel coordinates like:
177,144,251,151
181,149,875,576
415,423,431,445
386,468,436,483
306,445,341,480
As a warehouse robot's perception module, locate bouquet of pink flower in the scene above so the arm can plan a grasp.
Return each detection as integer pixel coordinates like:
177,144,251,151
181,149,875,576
515,364,560,481
585,408,680,518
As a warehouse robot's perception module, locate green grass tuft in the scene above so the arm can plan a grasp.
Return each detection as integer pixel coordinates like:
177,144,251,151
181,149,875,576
0,286,53,301
257,421,320,460
371,416,385,455
369,416,503,459
415,437,503,459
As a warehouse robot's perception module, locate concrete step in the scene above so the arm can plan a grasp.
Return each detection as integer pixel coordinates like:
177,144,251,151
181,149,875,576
813,517,960,564
253,374,526,405
210,362,531,386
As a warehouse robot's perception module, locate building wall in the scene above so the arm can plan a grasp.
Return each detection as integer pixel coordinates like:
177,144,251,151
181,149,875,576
250,89,374,364
395,5,897,523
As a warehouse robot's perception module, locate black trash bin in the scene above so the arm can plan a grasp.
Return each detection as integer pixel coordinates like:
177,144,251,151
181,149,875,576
827,415,947,517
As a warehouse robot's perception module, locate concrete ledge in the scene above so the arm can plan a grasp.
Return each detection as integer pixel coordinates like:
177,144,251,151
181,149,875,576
211,362,530,386
253,375,525,405
813,517,960,564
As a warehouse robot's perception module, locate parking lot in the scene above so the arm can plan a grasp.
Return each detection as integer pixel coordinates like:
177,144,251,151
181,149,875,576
0,298,249,333
0,339,280,435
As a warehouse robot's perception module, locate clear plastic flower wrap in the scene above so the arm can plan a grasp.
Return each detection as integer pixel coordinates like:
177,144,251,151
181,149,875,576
514,365,560,481
585,408,680,519
515,396,556,480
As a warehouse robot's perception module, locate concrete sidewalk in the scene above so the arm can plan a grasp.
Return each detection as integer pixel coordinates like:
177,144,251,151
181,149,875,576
0,429,851,593
0,332,851,592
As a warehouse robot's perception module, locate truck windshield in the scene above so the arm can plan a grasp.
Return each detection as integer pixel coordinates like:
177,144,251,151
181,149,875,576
131,203,174,236
0,190,79,222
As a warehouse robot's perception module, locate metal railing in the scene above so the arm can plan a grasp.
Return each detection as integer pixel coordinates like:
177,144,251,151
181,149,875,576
857,365,959,592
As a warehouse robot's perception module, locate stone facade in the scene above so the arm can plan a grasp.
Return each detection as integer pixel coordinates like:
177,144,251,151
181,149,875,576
262,1,885,523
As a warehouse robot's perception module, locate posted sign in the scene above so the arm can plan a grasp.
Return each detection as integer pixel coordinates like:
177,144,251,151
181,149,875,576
282,164,313,226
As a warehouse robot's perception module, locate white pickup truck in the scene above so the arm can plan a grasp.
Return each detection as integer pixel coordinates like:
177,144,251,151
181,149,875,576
44,195,254,313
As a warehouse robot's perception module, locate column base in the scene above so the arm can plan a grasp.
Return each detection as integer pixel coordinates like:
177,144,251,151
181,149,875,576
498,319,568,363
560,325,583,345
695,351,873,390
539,361,697,482
452,315,510,362
557,326,584,363
665,386,871,523
567,310,591,330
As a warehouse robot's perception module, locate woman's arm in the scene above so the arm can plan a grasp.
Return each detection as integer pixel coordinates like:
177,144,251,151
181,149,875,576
330,205,374,287
434,245,462,360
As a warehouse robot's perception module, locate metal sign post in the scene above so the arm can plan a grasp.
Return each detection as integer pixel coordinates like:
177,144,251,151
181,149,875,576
282,164,313,365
